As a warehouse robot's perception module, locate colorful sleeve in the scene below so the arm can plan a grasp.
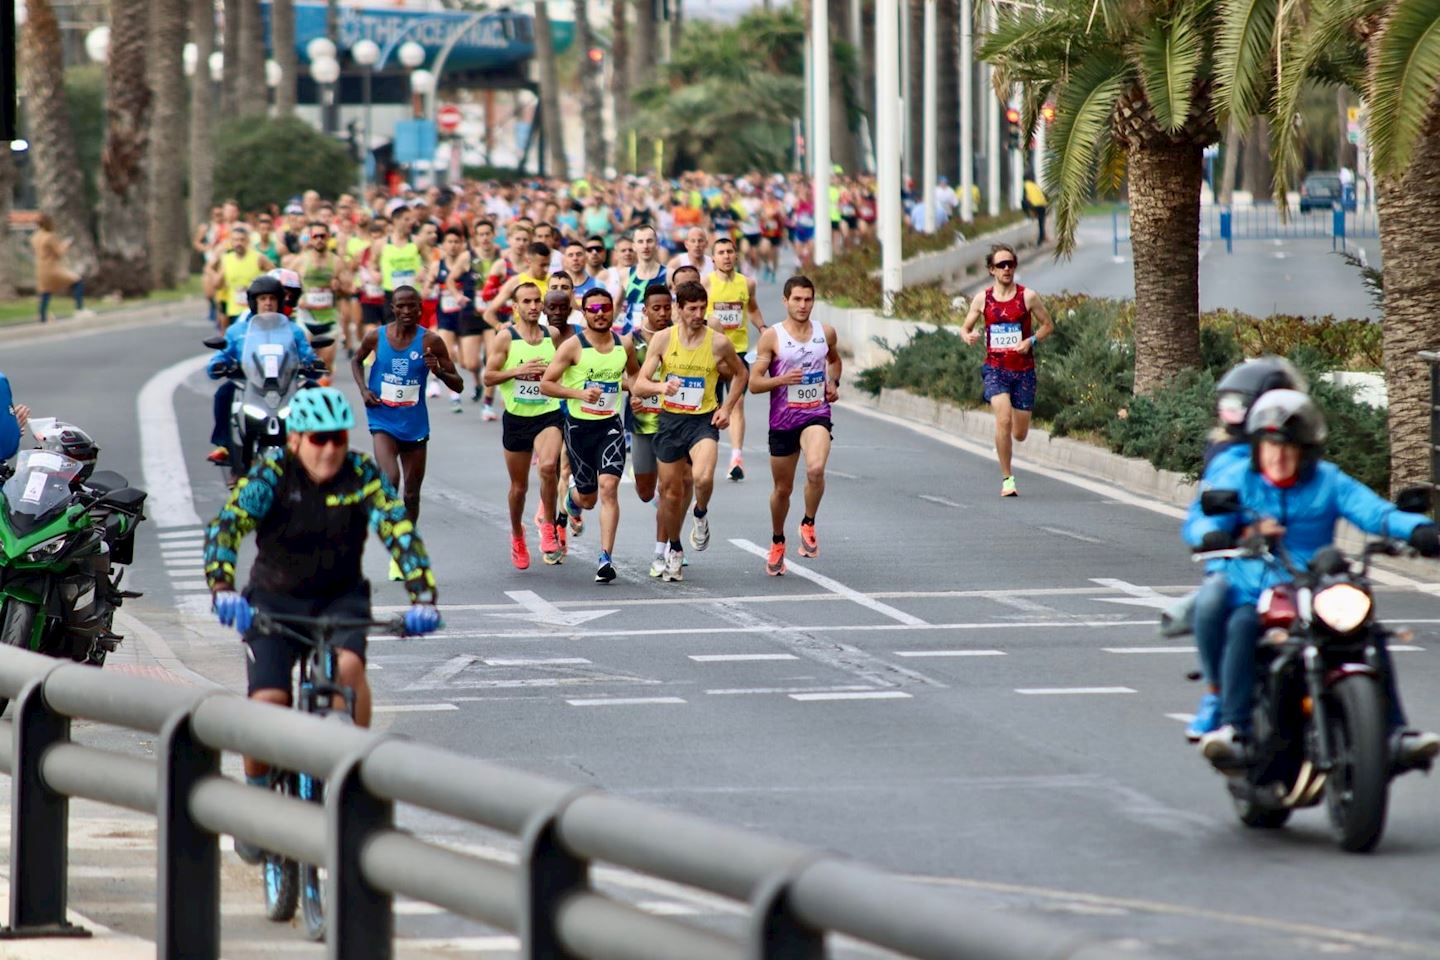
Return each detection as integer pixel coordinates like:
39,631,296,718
358,456,437,604
203,459,281,592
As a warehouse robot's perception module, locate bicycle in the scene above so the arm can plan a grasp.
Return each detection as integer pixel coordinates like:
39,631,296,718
244,610,410,941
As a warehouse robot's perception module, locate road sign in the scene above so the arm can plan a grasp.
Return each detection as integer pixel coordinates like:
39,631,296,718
393,119,437,164
438,104,462,134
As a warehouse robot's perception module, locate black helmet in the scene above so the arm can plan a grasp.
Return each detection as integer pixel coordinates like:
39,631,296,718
1215,357,1308,437
246,274,285,315
35,422,99,484
1247,389,1327,474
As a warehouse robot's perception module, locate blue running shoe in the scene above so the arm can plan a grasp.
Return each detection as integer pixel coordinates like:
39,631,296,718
1186,693,1221,743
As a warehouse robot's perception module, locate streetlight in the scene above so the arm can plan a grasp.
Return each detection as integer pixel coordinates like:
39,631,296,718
351,39,381,185
84,24,110,63
208,51,224,83
306,37,337,64
398,41,427,70
310,54,340,134
183,42,198,77
265,59,282,89
410,68,434,120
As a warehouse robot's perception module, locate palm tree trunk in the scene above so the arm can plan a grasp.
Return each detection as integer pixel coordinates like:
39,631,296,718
575,0,605,174
611,0,631,171
21,0,98,278
937,0,958,180
149,0,189,289
632,0,657,91
0,149,16,300
273,0,298,116
1218,117,1240,206
98,0,154,296
828,0,857,173
220,0,240,116
670,0,683,52
190,0,217,234
235,0,265,117
1128,140,1203,394
1242,116,1272,202
533,0,567,177
1376,109,1440,495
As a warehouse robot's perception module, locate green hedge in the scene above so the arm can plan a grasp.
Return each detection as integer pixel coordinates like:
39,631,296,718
214,117,357,211
858,296,1390,493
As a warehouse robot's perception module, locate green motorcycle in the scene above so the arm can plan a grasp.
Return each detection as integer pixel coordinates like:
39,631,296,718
0,421,147,716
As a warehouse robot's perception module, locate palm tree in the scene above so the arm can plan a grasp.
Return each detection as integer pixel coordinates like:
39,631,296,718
98,0,154,295
21,0,98,279
235,0,266,117
273,0,298,116
190,0,218,238
981,0,1222,394
534,0,568,177
575,0,606,173
612,0,632,171
0,150,16,301
149,0,190,288
220,0,240,116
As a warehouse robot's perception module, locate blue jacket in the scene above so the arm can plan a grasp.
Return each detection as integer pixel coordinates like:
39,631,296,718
1185,442,1249,575
0,374,20,461
1183,459,1431,605
207,312,318,379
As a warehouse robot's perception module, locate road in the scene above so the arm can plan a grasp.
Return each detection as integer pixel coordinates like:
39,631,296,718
2,263,1439,959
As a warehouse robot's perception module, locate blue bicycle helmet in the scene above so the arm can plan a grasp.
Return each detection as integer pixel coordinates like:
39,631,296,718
288,387,354,433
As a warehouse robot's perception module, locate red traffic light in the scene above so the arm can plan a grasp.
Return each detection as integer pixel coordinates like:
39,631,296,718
1040,103,1056,123
1005,107,1021,124
588,47,604,62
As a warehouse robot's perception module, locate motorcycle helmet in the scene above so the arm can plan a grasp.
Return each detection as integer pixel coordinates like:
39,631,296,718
1246,388,1328,477
269,268,303,312
1214,357,1308,438
288,387,355,433
246,274,285,316
34,421,99,484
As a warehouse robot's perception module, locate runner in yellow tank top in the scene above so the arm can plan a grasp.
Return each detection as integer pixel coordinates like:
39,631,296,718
703,237,764,483
482,242,553,329
632,280,747,582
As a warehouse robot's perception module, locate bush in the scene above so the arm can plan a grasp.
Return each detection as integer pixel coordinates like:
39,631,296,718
214,117,357,211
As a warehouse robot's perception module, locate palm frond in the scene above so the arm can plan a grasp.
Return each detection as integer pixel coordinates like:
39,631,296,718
1095,133,1129,193
1366,0,1440,177
1214,0,1280,123
1045,52,1131,256
1134,9,1206,131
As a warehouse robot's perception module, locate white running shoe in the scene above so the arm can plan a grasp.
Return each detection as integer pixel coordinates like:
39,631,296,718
663,548,685,582
648,555,666,579
689,514,711,552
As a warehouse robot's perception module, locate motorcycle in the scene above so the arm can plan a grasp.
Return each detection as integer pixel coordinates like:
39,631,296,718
205,312,329,482
1186,486,1430,853
0,420,147,715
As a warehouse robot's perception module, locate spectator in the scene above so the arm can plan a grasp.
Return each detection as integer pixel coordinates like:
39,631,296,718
1021,176,1048,245
30,215,92,325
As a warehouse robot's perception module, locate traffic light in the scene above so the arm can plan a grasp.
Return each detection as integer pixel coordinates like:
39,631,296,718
1040,103,1056,124
1005,107,1022,150
588,47,604,63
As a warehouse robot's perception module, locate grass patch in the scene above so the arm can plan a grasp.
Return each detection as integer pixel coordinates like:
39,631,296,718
0,275,205,327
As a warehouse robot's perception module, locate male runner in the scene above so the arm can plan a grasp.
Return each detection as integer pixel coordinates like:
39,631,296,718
350,285,463,577
380,211,424,323
292,221,345,372
748,276,841,575
541,289,639,583
483,282,565,568
631,281,747,581
666,226,714,278
483,243,553,328
704,237,764,481
959,243,1055,497
632,283,686,577
585,235,622,300
620,225,666,334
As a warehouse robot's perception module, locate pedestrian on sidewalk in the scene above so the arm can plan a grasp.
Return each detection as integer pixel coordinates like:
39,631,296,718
1021,176,1048,246
30,214,92,324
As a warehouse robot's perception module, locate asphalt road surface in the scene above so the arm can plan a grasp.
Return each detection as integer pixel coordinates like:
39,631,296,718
0,260,1436,959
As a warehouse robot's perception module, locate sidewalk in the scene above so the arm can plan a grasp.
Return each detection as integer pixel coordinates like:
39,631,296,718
0,297,204,346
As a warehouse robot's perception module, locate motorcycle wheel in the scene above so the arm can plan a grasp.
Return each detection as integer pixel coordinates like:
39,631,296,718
1324,675,1389,853
263,775,299,922
0,602,39,718
1234,795,1291,829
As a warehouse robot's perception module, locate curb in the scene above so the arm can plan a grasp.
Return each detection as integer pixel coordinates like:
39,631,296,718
0,297,203,346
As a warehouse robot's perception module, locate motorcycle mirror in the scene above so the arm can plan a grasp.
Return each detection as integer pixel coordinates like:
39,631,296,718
310,336,335,350
1200,489,1242,516
203,336,227,350
1395,486,1432,515
1310,547,1348,575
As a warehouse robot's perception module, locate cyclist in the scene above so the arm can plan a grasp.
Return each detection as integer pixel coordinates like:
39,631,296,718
204,387,439,862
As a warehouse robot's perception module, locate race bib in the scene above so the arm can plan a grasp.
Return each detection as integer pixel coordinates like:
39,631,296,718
664,375,705,412
391,270,417,289
514,376,545,404
786,369,825,409
713,302,743,331
363,282,383,299
441,293,463,313
379,379,418,406
580,380,620,416
304,290,333,309
988,322,1022,351
639,391,662,412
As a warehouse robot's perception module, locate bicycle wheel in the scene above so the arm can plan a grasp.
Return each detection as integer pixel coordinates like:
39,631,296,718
298,771,327,941
263,774,299,922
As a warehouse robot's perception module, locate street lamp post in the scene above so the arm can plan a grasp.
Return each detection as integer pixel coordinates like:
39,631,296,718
307,37,339,133
351,39,381,186
84,24,110,64
265,58,282,111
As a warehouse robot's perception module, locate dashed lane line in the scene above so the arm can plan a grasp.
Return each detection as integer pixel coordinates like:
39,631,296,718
893,649,1006,658
1103,646,1194,654
789,691,913,702
1016,687,1137,696
372,703,460,713
689,653,800,662
706,685,876,696
566,697,687,707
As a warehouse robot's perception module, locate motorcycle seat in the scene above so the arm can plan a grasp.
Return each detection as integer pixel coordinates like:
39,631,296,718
101,487,148,512
87,470,129,493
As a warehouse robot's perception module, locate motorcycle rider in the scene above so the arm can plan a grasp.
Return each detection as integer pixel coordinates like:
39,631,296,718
0,374,29,461
1183,390,1440,771
203,387,439,863
1179,357,1308,741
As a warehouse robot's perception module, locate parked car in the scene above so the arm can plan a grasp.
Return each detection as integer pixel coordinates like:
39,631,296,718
1299,172,1354,213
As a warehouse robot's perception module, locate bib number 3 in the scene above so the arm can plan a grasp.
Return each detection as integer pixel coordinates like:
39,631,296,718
380,379,418,407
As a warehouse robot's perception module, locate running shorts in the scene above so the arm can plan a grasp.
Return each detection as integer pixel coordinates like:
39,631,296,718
502,409,563,453
981,364,1037,412
655,411,720,464
631,430,658,475
768,417,833,458
563,415,627,495
242,582,370,696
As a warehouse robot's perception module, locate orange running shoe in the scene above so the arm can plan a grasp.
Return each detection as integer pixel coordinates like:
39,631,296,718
798,521,819,558
556,522,568,556
511,535,531,570
540,523,563,565
766,541,787,576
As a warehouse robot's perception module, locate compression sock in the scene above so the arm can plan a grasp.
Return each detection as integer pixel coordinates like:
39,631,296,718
772,534,785,544
669,539,683,552
801,515,815,526
693,506,708,519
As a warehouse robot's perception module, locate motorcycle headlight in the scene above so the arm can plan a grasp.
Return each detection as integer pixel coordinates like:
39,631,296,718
25,535,68,562
1312,583,1372,635
242,403,269,420
277,405,290,419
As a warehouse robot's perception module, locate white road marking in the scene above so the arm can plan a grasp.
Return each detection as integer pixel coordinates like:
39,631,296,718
1016,687,1137,696
372,703,459,713
155,528,204,540
729,538,927,626
918,494,965,508
168,581,212,592
138,353,210,529
894,649,1006,658
689,653,800,662
1039,526,1105,545
1391,645,1425,652
706,684,875,696
1090,578,1176,610
498,589,618,627
567,697,687,706
482,656,593,666
409,654,481,689
408,619,1158,642
988,594,1056,616
789,691,913,702
161,546,204,556
1165,713,1196,724
1104,646,1193,654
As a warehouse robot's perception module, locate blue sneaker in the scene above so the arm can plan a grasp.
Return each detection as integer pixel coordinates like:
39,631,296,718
1186,693,1221,743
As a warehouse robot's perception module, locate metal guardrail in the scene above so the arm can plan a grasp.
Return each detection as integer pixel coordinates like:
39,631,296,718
1111,202,1381,255
0,643,1153,959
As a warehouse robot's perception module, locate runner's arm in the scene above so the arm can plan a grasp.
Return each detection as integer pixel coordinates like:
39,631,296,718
747,328,786,394
630,331,669,398
824,324,843,402
351,327,380,403
539,338,587,400
481,331,517,386
423,332,465,393
746,277,765,337
715,335,749,414
482,277,517,328
203,460,281,593
1025,289,1055,345
360,457,438,605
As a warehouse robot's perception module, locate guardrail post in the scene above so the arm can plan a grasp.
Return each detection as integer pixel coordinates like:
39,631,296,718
158,704,220,959
1333,202,1346,251
519,788,591,960
747,861,825,960
327,744,394,960
0,677,89,940
1220,207,1232,254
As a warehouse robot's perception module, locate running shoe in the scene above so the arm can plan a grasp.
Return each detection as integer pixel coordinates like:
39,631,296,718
482,404,498,422
728,456,744,482
511,535,531,571
451,396,463,414
663,548,685,582
648,555,666,578
472,386,483,402
1001,476,1018,498
1186,693,1221,743
689,514,711,552
766,541,787,576
566,495,585,537
798,521,819,558
595,556,617,584
426,380,442,398
556,522,568,556
540,524,563,565
389,559,403,582
207,446,230,465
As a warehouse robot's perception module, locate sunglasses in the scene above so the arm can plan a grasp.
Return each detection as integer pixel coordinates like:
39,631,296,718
305,430,348,447
992,260,1017,270
586,303,613,314
585,246,604,253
